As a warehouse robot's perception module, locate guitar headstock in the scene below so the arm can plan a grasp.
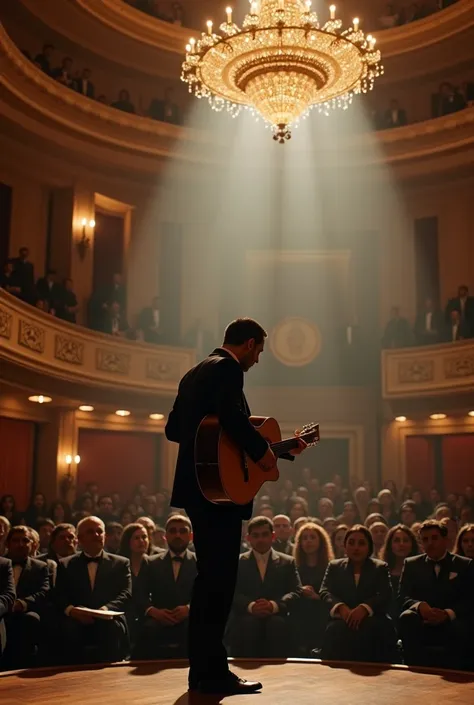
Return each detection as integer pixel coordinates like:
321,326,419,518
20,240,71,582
299,423,320,447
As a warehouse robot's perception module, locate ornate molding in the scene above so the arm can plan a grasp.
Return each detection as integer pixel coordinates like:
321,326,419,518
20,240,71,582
18,319,45,354
55,334,84,366
0,307,12,340
398,359,434,384
96,349,130,375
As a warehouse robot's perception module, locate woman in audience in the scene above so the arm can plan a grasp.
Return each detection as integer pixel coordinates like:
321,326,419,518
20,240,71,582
118,522,150,647
49,500,72,525
340,501,358,528
370,521,389,557
433,502,452,520
293,516,310,535
366,498,383,517
322,517,338,538
289,497,309,525
440,516,458,551
353,486,369,523
120,508,135,526
23,492,48,529
364,512,387,529
331,524,348,559
383,480,399,503
453,523,474,559
378,489,398,526
0,494,22,525
0,515,11,555
317,498,334,521
380,524,419,619
293,522,333,654
320,525,397,663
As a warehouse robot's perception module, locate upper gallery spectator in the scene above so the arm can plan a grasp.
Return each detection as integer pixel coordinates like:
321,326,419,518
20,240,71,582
52,57,74,88
272,515,294,555
103,301,129,337
149,87,180,124
0,557,15,662
319,525,397,663
38,523,77,564
378,3,399,28
460,79,474,106
112,89,136,114
53,516,132,665
414,296,443,344
229,516,302,658
0,260,22,297
36,268,61,312
3,526,50,669
398,519,474,669
34,43,54,75
74,68,95,99
445,284,474,327
433,82,467,118
136,515,196,659
57,278,79,323
382,99,407,129
138,296,162,343
12,246,35,303
443,309,471,342
382,306,413,348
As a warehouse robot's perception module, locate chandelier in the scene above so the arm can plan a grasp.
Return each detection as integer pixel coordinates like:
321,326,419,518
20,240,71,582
181,1,383,142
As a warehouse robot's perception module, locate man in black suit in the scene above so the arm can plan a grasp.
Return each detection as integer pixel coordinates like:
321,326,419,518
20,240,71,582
138,296,162,343
165,317,306,694
383,99,407,129
229,516,302,657
12,246,35,303
414,297,443,345
445,285,474,331
272,515,294,555
3,526,50,668
36,269,61,312
34,43,54,76
74,68,95,98
0,557,15,664
38,523,77,565
382,306,413,348
398,519,474,668
54,516,131,664
443,309,472,343
136,515,196,658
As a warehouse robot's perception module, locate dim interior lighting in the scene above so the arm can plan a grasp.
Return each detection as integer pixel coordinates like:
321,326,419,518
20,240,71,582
89,219,96,228
81,218,87,226
74,455,81,464
78,405,94,412
115,409,131,417
28,395,52,404
395,416,407,422
149,413,165,421
468,411,474,417
430,413,447,420
65,455,72,465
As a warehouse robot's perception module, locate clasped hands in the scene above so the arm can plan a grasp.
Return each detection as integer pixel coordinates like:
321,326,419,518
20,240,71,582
258,429,307,472
302,585,320,600
418,602,449,625
337,603,369,630
250,599,275,618
148,605,189,626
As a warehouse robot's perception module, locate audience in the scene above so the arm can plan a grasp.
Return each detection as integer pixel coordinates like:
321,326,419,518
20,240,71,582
272,514,294,555
118,522,151,646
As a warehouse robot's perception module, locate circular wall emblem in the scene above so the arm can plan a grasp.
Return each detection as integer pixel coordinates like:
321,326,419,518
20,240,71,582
269,317,321,367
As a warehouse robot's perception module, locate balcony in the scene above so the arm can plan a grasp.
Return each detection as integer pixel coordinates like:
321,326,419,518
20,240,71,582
0,290,195,406
382,340,474,399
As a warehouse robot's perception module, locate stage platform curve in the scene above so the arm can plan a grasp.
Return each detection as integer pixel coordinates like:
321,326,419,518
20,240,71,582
1,658,473,704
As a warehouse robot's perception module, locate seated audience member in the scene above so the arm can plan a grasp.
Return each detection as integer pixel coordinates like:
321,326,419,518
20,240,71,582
380,524,419,620
440,516,458,552
340,501,358,528
322,517,338,538
289,497,309,524
365,512,387,529
400,502,417,527
54,516,131,664
74,68,95,98
149,87,180,124
23,493,48,530
366,497,383,516
105,522,124,554
321,482,343,515
414,297,443,345
320,525,397,663
3,526,50,669
459,505,474,526
229,517,302,658
259,504,274,520
433,82,467,118
97,495,119,525
152,525,166,550
38,523,77,564
0,556,15,663
317,498,334,522
292,522,333,653
444,309,471,342
378,489,398,526
383,99,407,128
52,57,74,87
411,489,431,519
57,278,79,323
272,515,294,555
112,89,136,113
331,524,348,559
398,520,474,669
118,523,151,647
454,523,474,559
433,503,452,520
103,301,129,337
12,246,35,303
370,522,389,557
37,518,55,551
0,516,11,556
49,500,73,525
36,269,61,312
0,260,22,297
382,306,413,348
34,43,54,75
136,516,164,555
353,486,370,523
136,516,196,659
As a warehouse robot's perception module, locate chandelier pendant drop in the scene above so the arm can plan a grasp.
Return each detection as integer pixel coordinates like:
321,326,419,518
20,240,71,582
181,1,383,142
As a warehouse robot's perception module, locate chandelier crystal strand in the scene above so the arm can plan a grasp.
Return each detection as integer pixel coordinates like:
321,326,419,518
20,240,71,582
181,1,383,143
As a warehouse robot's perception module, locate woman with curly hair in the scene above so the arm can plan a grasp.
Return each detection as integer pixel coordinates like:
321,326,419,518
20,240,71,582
454,523,474,559
292,522,334,654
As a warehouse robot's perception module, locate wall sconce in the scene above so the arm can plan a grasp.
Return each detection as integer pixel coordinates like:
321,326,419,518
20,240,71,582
65,454,81,476
77,218,95,260
62,454,80,498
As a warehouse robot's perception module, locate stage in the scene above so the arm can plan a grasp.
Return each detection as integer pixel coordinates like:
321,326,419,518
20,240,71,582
1,659,473,704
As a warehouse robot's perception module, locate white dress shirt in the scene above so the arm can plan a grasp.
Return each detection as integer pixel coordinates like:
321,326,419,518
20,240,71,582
247,550,279,615
451,323,459,341
65,552,104,616
169,550,185,582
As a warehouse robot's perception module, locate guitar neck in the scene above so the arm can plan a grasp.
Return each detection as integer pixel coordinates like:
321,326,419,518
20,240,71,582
270,437,300,458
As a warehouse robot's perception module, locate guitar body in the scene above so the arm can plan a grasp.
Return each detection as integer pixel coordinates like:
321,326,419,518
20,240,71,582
195,415,281,506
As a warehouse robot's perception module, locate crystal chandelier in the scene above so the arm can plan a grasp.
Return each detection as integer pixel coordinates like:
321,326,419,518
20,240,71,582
181,1,383,142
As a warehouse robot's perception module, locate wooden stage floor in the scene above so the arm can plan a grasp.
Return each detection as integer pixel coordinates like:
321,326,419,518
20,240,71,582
1,659,473,705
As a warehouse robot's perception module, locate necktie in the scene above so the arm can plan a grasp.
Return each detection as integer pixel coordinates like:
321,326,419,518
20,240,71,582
84,555,101,564
172,555,184,563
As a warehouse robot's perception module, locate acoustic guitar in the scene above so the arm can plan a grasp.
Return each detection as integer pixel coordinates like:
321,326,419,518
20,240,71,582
194,416,320,505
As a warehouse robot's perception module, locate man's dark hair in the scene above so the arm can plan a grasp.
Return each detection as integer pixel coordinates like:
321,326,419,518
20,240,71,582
420,519,448,537
247,516,274,533
223,318,267,346
37,518,55,531
105,522,123,534
165,515,192,531
344,524,374,555
50,523,76,543
6,525,30,543
98,495,113,505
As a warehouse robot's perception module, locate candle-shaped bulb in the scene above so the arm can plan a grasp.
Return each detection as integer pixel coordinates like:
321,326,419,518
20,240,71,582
353,17,359,30
305,0,311,10
329,4,336,19
189,37,196,52
74,454,81,464
251,1,258,14
65,454,72,465
370,36,376,48
206,20,213,34
186,43,191,52
81,218,87,226
226,6,232,23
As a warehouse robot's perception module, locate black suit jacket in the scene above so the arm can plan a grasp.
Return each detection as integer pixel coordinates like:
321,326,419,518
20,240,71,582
233,549,302,616
12,258,35,297
54,552,132,625
36,278,61,307
0,558,15,619
445,295,474,324
15,557,50,612
146,549,197,611
383,108,407,128
165,348,272,519
443,320,472,342
74,78,95,98
398,552,474,620
414,310,443,344
320,557,393,615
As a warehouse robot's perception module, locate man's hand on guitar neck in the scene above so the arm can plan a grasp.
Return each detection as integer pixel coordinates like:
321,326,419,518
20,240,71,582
289,429,308,456
257,447,278,472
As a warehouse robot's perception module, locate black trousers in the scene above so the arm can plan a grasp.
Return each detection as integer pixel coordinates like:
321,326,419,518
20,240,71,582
134,617,188,659
187,504,243,684
399,609,471,669
230,613,291,658
3,611,41,669
321,614,397,664
57,616,128,665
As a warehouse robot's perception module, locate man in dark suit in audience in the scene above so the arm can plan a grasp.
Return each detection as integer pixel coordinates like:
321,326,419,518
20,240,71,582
229,516,302,658
3,526,50,668
34,43,54,75
399,519,474,669
54,516,131,664
74,68,95,98
136,515,196,658
38,523,77,565
36,269,61,312
272,515,294,555
382,306,413,348
445,285,474,328
443,309,472,342
414,297,443,345
138,296,162,343
383,99,407,129
0,557,15,664
12,246,35,303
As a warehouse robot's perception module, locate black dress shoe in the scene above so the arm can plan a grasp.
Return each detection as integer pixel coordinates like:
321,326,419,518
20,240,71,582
198,676,263,695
